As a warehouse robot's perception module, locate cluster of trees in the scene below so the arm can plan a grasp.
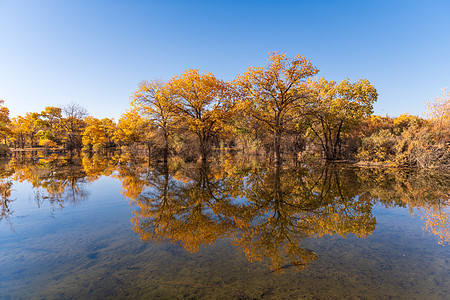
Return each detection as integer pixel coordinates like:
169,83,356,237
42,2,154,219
357,93,450,169
1,52,449,169
0,102,92,151
0,52,377,163
130,52,378,163
0,102,120,155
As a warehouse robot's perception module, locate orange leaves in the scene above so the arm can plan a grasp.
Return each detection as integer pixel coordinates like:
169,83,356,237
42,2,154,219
235,51,318,138
124,51,381,162
132,79,176,130
237,51,318,107
169,68,235,121
82,117,116,148
115,108,153,145
130,69,238,159
168,69,238,157
0,99,10,128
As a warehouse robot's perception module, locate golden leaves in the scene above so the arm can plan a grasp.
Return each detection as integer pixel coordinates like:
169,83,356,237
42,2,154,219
427,88,450,127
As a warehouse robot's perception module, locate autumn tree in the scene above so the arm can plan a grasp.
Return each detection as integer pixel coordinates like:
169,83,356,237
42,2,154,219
231,111,268,155
170,69,237,161
82,116,102,150
60,103,88,153
82,117,116,152
36,106,63,147
306,77,378,160
236,51,318,164
356,97,449,169
8,117,25,148
427,88,450,128
132,80,177,162
114,108,154,155
358,115,394,137
8,113,41,149
0,99,11,144
392,113,425,135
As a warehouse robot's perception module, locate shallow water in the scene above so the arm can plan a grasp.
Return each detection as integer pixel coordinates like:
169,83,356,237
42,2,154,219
0,155,449,299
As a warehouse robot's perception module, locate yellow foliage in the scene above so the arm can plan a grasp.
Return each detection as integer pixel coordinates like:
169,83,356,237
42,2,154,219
114,109,153,145
235,51,318,133
306,77,378,159
427,88,450,127
39,139,58,148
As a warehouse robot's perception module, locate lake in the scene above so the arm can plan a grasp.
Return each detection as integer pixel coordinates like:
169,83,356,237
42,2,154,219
1,153,449,299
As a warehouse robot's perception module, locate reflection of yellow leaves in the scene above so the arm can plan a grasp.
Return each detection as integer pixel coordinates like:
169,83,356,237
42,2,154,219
0,179,14,221
412,204,450,246
422,209,450,245
360,168,450,245
8,156,88,206
130,157,379,273
81,153,117,181
114,161,149,201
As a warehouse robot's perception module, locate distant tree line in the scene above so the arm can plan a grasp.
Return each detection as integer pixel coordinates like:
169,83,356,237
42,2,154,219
0,52,449,168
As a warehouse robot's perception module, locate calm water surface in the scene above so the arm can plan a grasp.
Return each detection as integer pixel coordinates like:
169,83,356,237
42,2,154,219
0,154,449,299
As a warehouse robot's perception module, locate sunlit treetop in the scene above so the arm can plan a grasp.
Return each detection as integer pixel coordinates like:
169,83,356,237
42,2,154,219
427,88,450,126
0,99,10,125
169,68,237,120
307,77,378,121
132,79,177,129
235,51,319,125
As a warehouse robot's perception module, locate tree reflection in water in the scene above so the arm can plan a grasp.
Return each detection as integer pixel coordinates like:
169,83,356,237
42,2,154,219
0,180,14,223
0,153,448,272
127,157,378,273
358,168,450,245
232,163,376,272
130,160,238,252
10,154,89,212
0,160,14,224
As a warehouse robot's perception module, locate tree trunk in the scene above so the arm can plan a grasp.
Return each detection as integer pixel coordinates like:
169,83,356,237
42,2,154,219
163,131,169,164
199,133,209,162
147,142,152,161
200,145,208,162
274,130,282,164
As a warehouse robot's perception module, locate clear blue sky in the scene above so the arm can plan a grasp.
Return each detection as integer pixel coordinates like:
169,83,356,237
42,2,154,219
1,0,449,120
